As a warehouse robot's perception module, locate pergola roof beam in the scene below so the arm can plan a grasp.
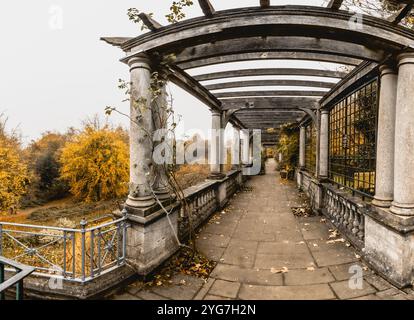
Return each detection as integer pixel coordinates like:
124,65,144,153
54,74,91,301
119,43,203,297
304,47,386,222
198,0,215,17
194,68,347,81
215,91,325,98
327,0,344,10
174,36,386,66
206,79,335,91
167,66,222,111
178,52,362,69
121,7,414,56
138,13,163,31
221,97,320,110
260,0,270,8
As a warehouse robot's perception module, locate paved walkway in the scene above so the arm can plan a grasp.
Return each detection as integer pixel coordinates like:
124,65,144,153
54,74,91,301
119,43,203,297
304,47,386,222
110,160,414,300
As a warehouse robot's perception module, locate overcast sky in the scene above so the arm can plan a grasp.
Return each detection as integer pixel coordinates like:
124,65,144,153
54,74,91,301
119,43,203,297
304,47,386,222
0,0,339,144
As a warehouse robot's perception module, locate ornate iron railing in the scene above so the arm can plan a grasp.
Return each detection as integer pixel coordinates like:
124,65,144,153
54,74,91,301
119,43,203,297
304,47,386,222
0,215,129,283
0,256,35,300
322,184,366,248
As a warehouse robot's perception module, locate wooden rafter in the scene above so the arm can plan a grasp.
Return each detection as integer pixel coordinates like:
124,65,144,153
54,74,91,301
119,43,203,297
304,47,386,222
138,13,162,31
194,68,347,81
178,52,362,69
214,91,325,98
198,0,215,17
205,79,335,91
260,0,270,8
167,66,221,111
327,0,344,10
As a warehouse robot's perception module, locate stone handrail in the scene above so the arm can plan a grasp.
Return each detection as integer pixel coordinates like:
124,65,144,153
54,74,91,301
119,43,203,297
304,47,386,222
321,183,366,249
178,170,242,240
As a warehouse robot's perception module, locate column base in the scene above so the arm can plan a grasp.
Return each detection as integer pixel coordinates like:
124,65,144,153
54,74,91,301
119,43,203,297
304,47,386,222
154,188,172,201
371,196,392,208
390,201,414,216
208,172,226,180
125,195,156,209
122,202,181,276
364,213,414,288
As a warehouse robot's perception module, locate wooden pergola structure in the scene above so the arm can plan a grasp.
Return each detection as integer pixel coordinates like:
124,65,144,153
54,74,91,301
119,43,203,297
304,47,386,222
102,1,414,288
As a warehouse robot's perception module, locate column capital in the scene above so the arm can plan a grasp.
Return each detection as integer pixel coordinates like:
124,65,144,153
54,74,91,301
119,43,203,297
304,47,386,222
397,51,414,67
124,53,152,71
320,109,330,115
210,109,222,117
379,63,397,77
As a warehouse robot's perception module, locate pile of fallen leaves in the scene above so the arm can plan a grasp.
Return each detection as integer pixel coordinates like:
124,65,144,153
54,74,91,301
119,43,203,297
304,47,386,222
144,247,216,287
241,186,253,192
291,206,314,217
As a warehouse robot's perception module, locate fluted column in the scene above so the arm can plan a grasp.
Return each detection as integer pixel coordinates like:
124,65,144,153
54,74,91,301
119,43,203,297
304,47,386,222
391,52,414,216
299,125,306,169
209,110,225,179
372,64,398,208
125,54,156,210
319,110,329,178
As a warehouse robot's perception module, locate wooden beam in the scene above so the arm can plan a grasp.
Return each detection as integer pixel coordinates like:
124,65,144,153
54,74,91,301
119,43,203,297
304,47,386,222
388,2,413,24
174,36,385,67
221,97,320,110
260,0,270,8
194,68,347,81
122,6,414,57
138,13,163,31
206,79,335,91
179,52,361,69
215,91,325,98
327,0,344,10
167,66,222,111
198,0,215,17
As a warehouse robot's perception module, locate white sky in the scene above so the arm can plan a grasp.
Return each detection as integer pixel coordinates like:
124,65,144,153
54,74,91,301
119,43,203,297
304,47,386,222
0,0,341,144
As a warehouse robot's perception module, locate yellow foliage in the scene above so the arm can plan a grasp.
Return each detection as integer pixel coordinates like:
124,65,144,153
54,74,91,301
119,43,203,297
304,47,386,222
0,142,30,212
59,126,129,202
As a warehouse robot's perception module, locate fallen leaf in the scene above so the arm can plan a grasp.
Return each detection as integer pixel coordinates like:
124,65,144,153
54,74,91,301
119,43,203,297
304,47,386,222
270,267,289,274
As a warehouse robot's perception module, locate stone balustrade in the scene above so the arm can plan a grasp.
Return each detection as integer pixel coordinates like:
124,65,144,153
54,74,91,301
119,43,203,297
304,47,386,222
322,184,366,248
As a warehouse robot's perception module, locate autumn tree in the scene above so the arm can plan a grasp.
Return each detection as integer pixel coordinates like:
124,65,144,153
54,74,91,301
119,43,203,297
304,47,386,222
59,123,129,202
0,114,30,213
25,132,69,201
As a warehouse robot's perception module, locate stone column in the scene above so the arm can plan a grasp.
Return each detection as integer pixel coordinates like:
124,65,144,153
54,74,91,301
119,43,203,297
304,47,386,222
122,54,180,276
319,110,329,178
241,129,250,166
152,85,171,201
315,110,321,177
299,125,306,169
390,53,414,216
231,127,241,170
372,64,398,208
125,54,156,211
209,110,225,179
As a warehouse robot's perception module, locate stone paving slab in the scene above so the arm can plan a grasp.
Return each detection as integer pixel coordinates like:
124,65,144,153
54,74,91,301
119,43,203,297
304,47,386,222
238,284,336,300
110,160,414,301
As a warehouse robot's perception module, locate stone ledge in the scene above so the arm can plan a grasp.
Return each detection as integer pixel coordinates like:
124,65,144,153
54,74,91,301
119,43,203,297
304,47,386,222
366,205,414,235
14,264,136,300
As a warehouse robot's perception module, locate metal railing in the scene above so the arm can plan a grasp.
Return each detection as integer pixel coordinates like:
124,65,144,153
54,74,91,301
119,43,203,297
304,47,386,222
0,256,35,300
0,214,129,283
